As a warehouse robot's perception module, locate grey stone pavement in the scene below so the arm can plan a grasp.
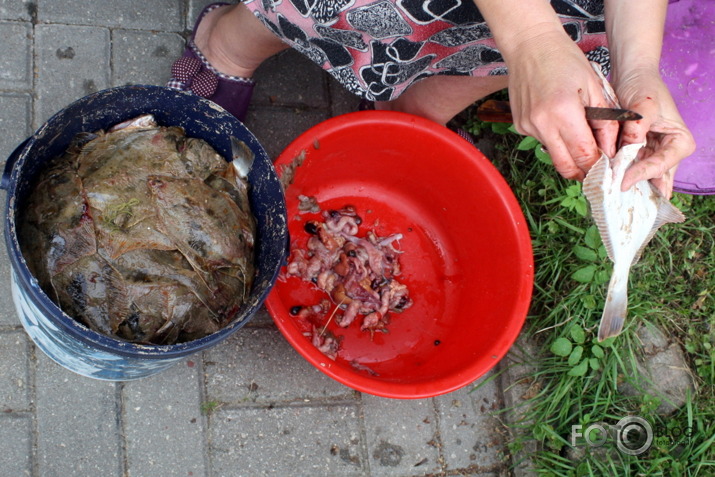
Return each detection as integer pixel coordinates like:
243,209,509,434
0,1,531,476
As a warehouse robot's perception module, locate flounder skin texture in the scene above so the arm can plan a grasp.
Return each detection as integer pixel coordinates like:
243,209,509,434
19,115,256,345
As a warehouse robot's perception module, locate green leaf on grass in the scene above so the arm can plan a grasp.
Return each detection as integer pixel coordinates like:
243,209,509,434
517,136,539,151
561,197,576,209
584,226,601,249
589,358,601,370
573,245,598,262
491,122,512,135
599,336,616,348
568,345,584,366
574,197,588,217
551,337,573,357
570,325,586,344
598,244,608,259
594,269,611,284
581,294,597,309
572,265,596,283
568,358,590,376
565,184,582,197
591,344,604,358
535,145,552,165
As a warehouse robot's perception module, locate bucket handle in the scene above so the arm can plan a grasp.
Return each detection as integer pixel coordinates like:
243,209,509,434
1,138,31,191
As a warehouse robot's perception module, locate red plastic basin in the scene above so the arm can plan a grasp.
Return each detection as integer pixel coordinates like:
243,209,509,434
266,111,533,399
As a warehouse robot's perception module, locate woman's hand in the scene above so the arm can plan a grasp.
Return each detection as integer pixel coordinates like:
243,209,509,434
504,29,620,181
614,67,696,198
473,1,619,181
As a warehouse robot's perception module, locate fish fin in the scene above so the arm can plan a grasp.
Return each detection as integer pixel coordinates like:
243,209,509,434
582,153,617,262
631,187,686,265
590,62,620,108
230,137,255,179
598,268,628,341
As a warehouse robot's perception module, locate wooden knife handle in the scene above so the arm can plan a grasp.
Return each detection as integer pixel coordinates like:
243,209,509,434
475,100,514,123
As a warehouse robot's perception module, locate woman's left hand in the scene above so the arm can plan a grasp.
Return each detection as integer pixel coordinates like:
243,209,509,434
614,67,696,199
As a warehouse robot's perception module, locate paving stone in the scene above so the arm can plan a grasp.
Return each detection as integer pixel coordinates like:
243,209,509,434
0,92,32,171
204,327,352,403
0,22,32,90
0,330,31,412
619,324,696,416
210,404,365,477
123,358,206,477
112,30,185,87
499,335,540,477
635,321,670,354
0,415,32,476
35,353,123,477
361,395,440,476
329,75,363,118
0,0,32,21
247,305,276,327
35,24,111,126
39,0,183,31
188,0,238,29
35,25,110,127
246,107,327,160
253,49,329,109
434,371,507,473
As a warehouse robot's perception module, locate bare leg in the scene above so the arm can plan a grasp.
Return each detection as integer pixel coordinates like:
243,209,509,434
375,74,509,125
194,4,289,78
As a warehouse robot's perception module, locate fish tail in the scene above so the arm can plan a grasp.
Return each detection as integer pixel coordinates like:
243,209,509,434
598,270,628,341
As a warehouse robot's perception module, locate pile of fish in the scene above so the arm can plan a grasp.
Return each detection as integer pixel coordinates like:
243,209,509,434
285,204,412,358
19,115,256,345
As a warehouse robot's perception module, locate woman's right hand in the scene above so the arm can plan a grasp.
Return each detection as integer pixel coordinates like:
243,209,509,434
504,28,620,181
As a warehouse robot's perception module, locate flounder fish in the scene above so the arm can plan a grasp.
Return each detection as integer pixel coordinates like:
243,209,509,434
583,143,685,341
19,114,257,345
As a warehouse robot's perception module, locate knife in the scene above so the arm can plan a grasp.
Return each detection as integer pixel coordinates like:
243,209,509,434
475,99,643,123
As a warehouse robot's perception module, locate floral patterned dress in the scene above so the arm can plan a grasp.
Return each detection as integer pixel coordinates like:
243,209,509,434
244,0,609,101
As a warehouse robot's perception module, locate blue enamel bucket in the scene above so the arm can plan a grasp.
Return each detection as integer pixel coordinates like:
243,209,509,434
1,86,288,380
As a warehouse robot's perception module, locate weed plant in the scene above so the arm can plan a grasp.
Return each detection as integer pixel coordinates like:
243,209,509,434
462,107,715,477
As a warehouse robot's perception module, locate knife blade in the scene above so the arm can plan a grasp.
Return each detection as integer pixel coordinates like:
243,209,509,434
475,99,643,123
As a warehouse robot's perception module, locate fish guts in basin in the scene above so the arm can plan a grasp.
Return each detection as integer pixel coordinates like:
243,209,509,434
18,115,256,345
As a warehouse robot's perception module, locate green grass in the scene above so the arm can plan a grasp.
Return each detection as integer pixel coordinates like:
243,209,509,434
461,104,715,477
200,400,222,415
